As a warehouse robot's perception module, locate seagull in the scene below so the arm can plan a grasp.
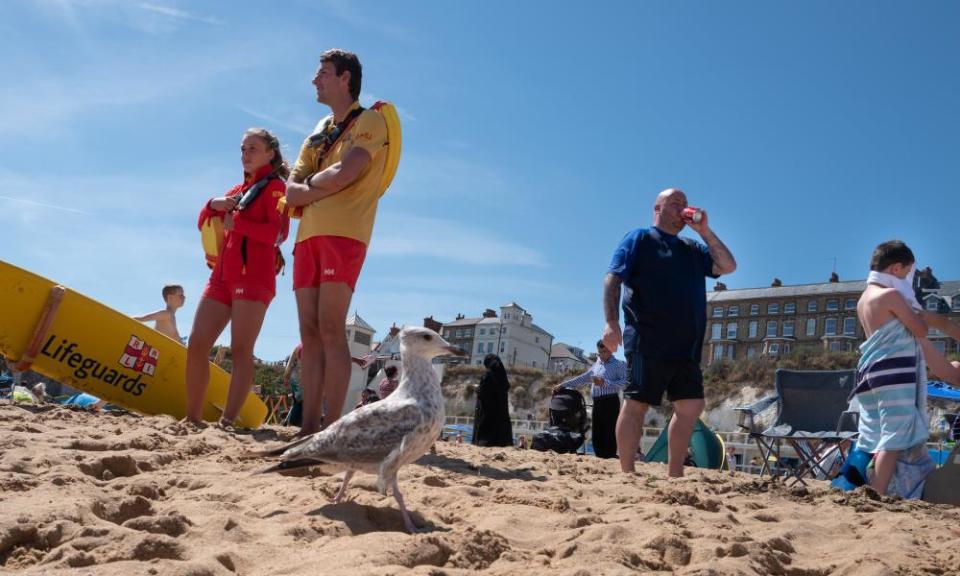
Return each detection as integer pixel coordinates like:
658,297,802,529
257,326,466,532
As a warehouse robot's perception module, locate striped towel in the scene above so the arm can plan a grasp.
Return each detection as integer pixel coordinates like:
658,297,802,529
854,318,929,453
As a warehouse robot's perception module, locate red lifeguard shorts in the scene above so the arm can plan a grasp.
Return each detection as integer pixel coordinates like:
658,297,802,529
202,277,274,307
293,235,367,291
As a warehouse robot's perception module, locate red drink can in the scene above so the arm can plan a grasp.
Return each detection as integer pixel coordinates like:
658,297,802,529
681,207,703,224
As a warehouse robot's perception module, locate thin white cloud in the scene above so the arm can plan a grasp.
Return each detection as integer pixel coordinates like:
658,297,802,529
0,49,256,138
28,0,220,34
238,106,313,135
137,3,220,26
317,0,416,44
360,93,416,122
369,214,547,268
0,194,94,216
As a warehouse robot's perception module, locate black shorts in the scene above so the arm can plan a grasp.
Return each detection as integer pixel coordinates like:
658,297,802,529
623,355,704,406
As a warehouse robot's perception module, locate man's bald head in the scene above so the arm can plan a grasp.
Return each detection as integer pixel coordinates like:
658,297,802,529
653,188,688,234
654,188,687,210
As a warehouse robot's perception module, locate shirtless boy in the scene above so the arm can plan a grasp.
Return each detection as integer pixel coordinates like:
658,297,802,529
134,284,186,341
856,240,960,495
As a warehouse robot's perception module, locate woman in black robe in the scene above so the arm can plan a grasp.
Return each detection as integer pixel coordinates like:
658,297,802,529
472,354,514,447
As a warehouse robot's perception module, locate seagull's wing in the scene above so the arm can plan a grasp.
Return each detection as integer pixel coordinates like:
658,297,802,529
283,401,424,465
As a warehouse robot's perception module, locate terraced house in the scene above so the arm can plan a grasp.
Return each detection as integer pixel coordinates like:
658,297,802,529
702,269,960,365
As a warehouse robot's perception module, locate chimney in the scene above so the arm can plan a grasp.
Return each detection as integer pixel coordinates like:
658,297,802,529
482,308,498,318
771,278,782,287
829,272,839,283
713,281,727,291
423,316,442,332
455,313,464,321
389,323,400,338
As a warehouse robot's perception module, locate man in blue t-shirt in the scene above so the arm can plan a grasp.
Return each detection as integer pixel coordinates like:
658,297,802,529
603,188,737,477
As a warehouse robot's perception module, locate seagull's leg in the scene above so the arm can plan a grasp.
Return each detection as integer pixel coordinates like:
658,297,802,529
332,470,355,504
392,478,419,533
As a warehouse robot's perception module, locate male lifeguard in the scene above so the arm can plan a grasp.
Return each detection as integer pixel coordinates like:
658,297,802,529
285,49,389,435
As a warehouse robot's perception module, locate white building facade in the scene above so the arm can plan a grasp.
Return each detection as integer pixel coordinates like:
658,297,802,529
463,303,554,369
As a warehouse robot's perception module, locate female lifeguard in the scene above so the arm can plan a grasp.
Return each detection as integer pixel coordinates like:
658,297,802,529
185,128,289,427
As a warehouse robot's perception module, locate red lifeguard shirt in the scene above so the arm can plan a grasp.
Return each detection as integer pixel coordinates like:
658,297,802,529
198,164,289,286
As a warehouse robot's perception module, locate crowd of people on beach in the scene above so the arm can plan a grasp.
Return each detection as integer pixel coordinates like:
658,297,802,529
6,45,960,504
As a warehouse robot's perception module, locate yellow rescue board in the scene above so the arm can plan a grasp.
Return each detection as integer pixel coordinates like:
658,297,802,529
0,259,267,428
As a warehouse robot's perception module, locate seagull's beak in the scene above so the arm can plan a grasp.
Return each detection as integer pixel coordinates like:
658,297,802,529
442,346,468,357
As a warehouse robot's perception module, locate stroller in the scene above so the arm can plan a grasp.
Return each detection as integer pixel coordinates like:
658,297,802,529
531,388,590,454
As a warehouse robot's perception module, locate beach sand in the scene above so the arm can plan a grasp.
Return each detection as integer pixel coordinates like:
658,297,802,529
2,402,959,576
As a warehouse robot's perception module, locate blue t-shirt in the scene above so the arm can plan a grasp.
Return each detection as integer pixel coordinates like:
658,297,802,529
608,226,718,362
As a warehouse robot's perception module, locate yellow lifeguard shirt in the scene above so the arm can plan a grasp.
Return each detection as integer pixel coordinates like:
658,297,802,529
291,102,388,245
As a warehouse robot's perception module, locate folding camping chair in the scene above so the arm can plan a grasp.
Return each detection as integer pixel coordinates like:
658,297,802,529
735,369,858,485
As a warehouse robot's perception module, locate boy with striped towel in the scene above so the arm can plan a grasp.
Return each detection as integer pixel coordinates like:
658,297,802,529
855,240,960,497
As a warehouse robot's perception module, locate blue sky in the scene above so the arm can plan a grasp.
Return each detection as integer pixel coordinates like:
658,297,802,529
1,0,958,361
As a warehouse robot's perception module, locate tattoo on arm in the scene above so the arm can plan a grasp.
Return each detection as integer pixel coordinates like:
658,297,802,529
604,273,622,323
703,230,736,275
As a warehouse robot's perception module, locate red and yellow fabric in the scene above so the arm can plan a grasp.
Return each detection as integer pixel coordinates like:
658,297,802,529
197,164,289,294
290,101,388,246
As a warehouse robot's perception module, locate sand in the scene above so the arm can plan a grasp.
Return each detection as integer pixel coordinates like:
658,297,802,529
2,402,959,576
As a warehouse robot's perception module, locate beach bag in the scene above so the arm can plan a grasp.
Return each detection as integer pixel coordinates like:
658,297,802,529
277,101,402,219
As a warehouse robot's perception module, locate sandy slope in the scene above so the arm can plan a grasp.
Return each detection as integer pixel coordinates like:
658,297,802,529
2,402,959,576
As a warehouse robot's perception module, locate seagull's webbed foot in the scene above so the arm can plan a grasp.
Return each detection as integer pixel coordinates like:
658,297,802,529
332,470,355,504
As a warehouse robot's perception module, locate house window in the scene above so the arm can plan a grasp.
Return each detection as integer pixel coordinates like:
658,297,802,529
933,341,947,354
953,296,960,310
769,343,780,355
726,345,735,359
464,329,472,337
711,323,722,340
783,320,795,338
479,328,485,336
500,342,505,353
748,321,758,339
487,342,494,353
926,298,940,311
807,300,817,312
456,329,463,338
750,304,759,315
713,345,724,362
784,302,796,314
728,305,739,317
766,320,778,338
825,318,838,336
746,347,756,359
726,322,738,339
784,342,793,354
354,332,371,346
845,298,857,310
767,303,780,314
535,336,540,344
477,342,485,353
829,341,843,352
826,299,839,311
444,330,451,338
806,318,817,336
712,306,724,318
843,317,857,336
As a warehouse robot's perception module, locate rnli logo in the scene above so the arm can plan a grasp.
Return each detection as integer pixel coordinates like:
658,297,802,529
323,268,336,276
118,336,159,377
234,287,244,295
